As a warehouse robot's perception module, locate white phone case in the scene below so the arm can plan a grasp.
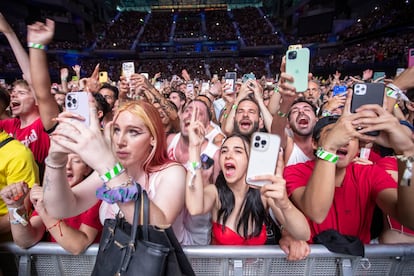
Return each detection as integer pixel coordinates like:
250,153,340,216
246,132,281,187
65,92,90,126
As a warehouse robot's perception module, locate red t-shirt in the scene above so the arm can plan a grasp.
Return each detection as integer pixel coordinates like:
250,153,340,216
0,117,50,165
32,201,103,243
284,161,397,244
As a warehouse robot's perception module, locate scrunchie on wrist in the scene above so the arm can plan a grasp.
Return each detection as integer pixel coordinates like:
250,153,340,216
96,178,140,204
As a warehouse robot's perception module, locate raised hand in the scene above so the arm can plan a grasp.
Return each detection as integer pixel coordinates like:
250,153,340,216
51,93,116,173
0,13,14,34
27,19,55,46
188,106,205,148
0,182,30,208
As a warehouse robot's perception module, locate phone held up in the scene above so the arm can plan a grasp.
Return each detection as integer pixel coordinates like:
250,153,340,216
332,85,347,97
285,47,310,93
65,92,90,126
224,72,237,94
246,132,281,187
351,83,385,136
99,71,108,83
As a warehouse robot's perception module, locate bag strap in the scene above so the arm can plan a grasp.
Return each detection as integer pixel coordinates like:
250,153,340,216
141,190,149,241
0,137,14,149
129,184,142,242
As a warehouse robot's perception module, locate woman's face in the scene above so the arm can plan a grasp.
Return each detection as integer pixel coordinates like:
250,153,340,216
219,136,249,184
66,153,92,187
112,111,154,170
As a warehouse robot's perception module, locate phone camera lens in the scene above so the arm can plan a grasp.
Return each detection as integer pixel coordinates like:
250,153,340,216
254,142,260,148
67,95,72,101
288,51,297,59
261,140,267,145
255,136,261,141
72,98,77,104
67,102,72,108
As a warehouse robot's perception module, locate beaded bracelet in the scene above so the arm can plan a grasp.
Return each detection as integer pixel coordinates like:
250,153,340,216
96,178,139,204
27,42,47,50
44,156,67,169
99,162,125,182
315,147,338,164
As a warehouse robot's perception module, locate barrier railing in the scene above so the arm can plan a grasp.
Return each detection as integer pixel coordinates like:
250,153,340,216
1,242,414,276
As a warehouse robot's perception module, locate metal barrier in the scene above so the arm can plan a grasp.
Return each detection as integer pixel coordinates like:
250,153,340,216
1,242,414,276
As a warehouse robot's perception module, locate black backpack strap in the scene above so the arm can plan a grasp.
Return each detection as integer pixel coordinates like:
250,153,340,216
0,137,14,148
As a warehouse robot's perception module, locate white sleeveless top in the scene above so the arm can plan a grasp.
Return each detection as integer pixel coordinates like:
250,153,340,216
286,143,312,166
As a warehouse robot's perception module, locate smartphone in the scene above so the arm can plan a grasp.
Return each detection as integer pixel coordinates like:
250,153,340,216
201,82,210,94
200,153,214,170
122,62,135,81
154,81,162,91
224,72,237,94
246,132,281,187
285,47,310,93
408,48,414,68
99,71,108,83
242,73,256,83
351,83,385,136
186,83,194,95
140,73,149,79
65,92,90,126
333,85,347,97
373,71,385,82
396,68,405,77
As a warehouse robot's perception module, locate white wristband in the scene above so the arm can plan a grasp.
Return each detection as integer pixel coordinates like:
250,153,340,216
8,206,28,226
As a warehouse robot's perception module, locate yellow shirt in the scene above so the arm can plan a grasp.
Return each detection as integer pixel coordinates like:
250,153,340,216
0,131,39,215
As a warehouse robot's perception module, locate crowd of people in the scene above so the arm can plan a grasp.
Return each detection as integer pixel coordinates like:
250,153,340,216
1,3,414,273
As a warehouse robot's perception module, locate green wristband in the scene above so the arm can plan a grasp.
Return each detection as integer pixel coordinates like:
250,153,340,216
100,162,125,182
27,42,47,50
316,147,338,164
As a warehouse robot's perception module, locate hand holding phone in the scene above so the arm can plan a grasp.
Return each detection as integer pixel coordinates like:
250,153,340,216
224,72,237,94
246,132,281,187
351,83,385,136
65,92,90,126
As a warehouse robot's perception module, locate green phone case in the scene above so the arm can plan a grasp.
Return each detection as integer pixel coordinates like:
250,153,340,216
286,48,310,93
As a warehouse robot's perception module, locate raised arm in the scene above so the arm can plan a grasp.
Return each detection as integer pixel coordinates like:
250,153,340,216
185,106,217,215
27,19,60,131
258,153,310,241
0,13,31,83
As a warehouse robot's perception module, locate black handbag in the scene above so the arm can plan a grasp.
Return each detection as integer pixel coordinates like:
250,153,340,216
92,188,195,276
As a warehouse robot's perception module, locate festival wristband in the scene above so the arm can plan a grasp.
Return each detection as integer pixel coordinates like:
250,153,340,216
315,147,338,164
277,110,288,118
99,162,125,182
386,83,409,101
8,206,28,226
185,161,201,188
27,42,47,50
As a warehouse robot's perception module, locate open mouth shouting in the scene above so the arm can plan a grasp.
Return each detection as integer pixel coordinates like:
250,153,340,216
296,115,310,128
239,119,252,131
336,147,348,159
10,101,21,111
223,161,236,178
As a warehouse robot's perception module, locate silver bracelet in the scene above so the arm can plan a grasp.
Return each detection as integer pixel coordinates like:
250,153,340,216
44,156,67,169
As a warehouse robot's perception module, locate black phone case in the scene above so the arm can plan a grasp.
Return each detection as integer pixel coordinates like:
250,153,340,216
351,83,385,136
